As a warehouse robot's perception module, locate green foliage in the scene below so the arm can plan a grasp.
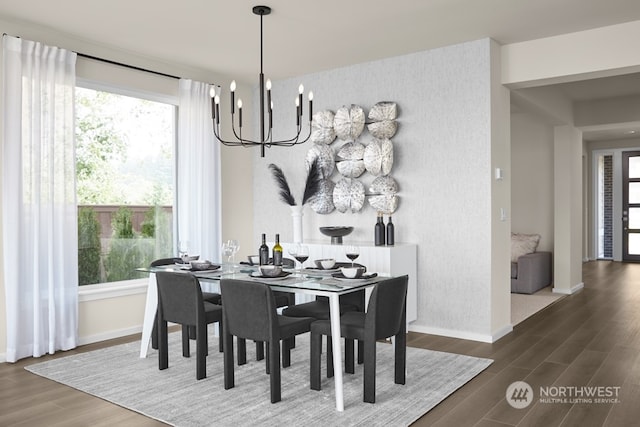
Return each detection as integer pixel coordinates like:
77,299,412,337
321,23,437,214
105,237,154,282
75,88,128,204
140,208,156,238
77,207,102,285
104,206,172,281
112,206,134,238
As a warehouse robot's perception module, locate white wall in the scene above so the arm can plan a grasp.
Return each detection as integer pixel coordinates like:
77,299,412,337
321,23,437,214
510,112,555,251
253,38,511,342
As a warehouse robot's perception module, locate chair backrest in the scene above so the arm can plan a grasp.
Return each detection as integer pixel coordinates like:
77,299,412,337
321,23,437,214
220,279,279,342
365,275,408,340
150,257,181,267
267,257,295,268
316,262,366,308
156,272,204,325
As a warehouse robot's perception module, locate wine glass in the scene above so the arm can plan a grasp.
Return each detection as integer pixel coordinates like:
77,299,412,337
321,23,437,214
287,243,300,275
345,245,360,267
227,239,239,267
294,245,309,275
221,241,235,272
178,240,189,263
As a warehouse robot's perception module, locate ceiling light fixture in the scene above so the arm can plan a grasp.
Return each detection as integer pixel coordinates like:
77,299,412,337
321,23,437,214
210,5,313,157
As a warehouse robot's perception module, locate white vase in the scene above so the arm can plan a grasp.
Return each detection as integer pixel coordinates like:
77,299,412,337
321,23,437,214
290,205,304,243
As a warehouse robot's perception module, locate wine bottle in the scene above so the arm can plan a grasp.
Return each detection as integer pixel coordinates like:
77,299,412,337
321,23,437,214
272,234,283,266
374,212,385,246
259,233,269,265
386,215,395,246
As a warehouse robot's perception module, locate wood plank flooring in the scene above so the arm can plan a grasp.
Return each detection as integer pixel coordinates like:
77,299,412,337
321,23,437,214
1,260,639,426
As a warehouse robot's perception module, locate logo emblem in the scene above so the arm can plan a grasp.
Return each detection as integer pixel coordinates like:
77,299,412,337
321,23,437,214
506,381,534,409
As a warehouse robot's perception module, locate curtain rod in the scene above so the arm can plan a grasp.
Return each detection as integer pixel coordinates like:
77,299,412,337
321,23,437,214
3,33,180,80
77,52,180,80
4,33,220,87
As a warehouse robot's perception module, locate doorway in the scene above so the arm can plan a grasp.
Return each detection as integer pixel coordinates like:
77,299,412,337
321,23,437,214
622,151,640,261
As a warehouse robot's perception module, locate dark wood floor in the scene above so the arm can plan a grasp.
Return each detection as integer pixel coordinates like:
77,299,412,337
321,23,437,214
1,260,639,426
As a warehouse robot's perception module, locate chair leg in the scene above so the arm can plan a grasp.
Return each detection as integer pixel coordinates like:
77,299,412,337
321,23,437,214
282,338,291,368
181,325,190,357
345,338,355,374
196,323,207,380
326,337,334,378
269,339,281,403
151,311,159,350
256,341,264,360
223,328,235,390
358,340,364,364
265,342,270,374
395,332,406,385
218,319,224,353
158,319,169,371
237,338,247,365
310,331,322,390
363,339,377,403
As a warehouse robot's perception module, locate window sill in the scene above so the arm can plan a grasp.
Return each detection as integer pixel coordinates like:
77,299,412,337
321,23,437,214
79,278,149,302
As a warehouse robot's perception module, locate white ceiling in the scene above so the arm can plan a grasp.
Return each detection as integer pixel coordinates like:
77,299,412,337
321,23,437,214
2,0,640,141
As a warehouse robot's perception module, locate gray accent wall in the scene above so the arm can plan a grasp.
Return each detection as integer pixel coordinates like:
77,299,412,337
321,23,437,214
252,38,509,340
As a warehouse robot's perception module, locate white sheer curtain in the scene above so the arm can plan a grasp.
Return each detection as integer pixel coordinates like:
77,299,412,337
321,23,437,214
2,35,78,362
177,79,222,262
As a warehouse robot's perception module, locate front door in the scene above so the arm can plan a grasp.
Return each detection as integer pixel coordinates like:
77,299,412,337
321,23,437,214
622,151,640,261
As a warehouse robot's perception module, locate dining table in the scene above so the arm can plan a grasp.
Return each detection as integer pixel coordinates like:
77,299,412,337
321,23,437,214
136,262,391,412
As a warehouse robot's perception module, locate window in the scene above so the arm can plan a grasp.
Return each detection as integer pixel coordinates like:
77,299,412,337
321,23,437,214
76,85,176,285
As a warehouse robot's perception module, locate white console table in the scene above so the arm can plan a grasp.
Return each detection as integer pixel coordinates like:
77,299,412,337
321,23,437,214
280,240,418,324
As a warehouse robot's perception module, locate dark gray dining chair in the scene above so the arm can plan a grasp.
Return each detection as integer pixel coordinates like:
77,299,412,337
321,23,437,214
254,257,296,360
156,271,223,380
220,278,314,403
150,257,221,351
310,275,408,403
282,262,366,364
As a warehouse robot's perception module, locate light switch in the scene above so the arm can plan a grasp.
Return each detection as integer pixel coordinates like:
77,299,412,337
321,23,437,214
495,167,504,180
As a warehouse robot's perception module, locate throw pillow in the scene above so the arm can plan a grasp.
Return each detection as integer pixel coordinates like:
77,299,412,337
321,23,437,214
511,233,541,263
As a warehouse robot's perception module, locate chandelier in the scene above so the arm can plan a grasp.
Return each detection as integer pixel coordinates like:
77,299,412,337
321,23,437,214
210,5,313,157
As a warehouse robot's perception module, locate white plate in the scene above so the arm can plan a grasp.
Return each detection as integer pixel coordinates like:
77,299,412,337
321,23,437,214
302,267,341,275
331,272,378,282
249,271,292,281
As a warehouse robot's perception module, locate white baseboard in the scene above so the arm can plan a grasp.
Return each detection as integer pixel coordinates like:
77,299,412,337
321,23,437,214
77,326,142,346
553,282,584,295
409,324,510,343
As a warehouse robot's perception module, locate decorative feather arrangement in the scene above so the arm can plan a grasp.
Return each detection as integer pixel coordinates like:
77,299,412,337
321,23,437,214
268,164,296,206
269,159,322,206
302,159,322,205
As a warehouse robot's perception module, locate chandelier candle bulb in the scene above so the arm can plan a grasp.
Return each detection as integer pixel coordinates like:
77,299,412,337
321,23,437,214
298,84,304,116
209,86,216,120
237,99,243,127
214,97,220,124
308,91,313,118
269,101,273,128
230,80,236,114
266,79,272,114
296,97,300,126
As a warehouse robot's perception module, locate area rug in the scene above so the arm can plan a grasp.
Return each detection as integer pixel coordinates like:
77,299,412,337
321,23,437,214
26,332,492,427
511,285,565,325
